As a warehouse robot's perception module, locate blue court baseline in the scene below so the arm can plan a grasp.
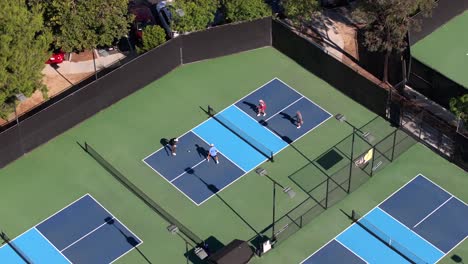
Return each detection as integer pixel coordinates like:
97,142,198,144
301,174,468,264
143,78,332,205
0,194,142,264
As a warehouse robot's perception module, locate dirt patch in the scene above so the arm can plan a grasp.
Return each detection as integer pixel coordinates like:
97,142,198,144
70,50,95,62
0,71,94,126
43,72,94,97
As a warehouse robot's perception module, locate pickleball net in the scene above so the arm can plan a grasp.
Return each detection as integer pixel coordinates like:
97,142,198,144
84,142,203,247
351,210,427,264
0,231,32,264
208,106,274,161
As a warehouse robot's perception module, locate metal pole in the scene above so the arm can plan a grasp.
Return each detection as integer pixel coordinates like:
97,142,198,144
391,130,397,161
92,48,98,80
347,128,356,193
370,147,376,177
325,174,329,208
272,181,276,239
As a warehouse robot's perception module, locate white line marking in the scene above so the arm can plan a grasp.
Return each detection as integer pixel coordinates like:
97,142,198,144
274,77,334,117
34,228,73,263
110,239,145,264
0,194,91,253
265,97,304,122
434,236,468,263
377,208,444,254
231,104,285,143
413,196,453,228
61,220,112,252
335,239,369,264
86,194,144,245
191,129,246,173
36,194,91,227
418,174,468,206
170,159,206,183
142,77,333,206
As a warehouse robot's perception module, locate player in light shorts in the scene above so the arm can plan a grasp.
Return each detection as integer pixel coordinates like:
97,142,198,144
207,144,219,164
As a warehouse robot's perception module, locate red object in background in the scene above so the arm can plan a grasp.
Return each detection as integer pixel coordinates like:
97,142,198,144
129,4,156,40
46,51,65,64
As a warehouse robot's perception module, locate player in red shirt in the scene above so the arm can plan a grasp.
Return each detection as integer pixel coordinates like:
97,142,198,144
257,99,266,117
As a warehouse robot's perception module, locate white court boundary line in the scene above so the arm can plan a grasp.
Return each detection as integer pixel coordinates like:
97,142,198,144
141,77,333,206
376,207,444,254
0,194,143,264
298,173,467,264
413,196,453,228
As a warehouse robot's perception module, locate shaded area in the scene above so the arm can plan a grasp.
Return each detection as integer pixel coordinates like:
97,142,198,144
84,143,204,246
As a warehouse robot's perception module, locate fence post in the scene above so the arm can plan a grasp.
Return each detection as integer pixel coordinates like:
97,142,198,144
347,129,356,193
370,147,376,177
325,176,329,208
391,130,397,161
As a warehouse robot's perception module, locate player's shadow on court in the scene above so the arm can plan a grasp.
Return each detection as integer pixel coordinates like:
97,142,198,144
104,217,152,264
160,138,171,156
195,144,208,158
279,112,296,125
242,101,257,114
259,120,293,144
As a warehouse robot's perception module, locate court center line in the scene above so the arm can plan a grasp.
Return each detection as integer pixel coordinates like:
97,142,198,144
61,218,114,252
377,208,444,254
413,196,453,228
334,239,369,264
170,159,206,183
34,228,73,263
264,96,304,122
191,129,247,173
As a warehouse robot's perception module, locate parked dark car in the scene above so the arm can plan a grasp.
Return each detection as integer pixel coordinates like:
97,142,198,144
152,1,174,39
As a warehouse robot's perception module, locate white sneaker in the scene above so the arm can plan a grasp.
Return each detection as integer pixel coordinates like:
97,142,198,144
297,126,301,129
263,113,266,116
257,113,260,116
216,160,219,164
172,153,177,156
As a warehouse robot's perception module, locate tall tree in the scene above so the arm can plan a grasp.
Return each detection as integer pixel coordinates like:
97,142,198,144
172,0,219,33
282,0,320,26
43,0,132,52
136,25,166,54
0,0,51,118
353,0,435,84
223,0,271,23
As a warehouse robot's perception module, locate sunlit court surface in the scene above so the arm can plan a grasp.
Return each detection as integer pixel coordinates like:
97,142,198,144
0,46,466,264
143,78,331,205
301,174,468,264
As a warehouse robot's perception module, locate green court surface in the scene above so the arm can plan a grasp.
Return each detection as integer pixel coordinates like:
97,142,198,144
411,10,468,88
0,47,466,263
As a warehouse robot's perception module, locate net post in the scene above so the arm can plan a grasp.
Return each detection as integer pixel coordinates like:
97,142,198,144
351,210,356,221
207,105,213,117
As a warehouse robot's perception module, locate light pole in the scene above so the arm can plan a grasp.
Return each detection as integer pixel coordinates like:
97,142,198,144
335,113,375,143
255,167,295,245
168,224,206,264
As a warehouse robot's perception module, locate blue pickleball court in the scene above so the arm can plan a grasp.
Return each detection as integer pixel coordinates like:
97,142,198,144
143,78,332,205
0,194,142,264
301,174,468,264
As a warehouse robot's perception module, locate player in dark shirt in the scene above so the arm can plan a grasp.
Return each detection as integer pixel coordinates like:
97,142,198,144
169,138,178,156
